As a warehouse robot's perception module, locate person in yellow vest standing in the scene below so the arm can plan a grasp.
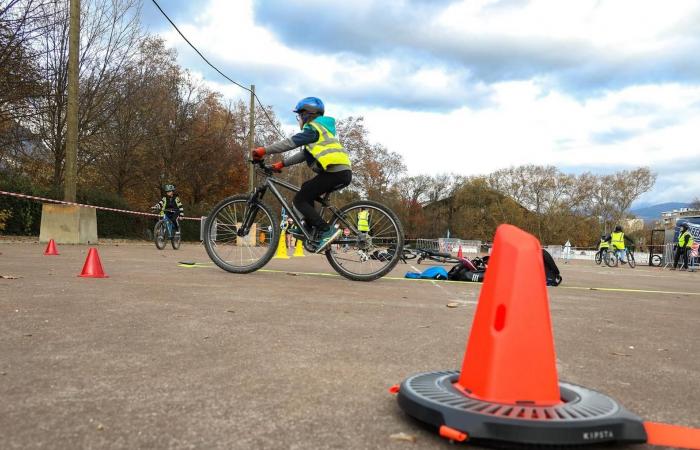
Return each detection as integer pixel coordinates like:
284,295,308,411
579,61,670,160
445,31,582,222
671,223,694,270
357,207,370,234
252,97,352,253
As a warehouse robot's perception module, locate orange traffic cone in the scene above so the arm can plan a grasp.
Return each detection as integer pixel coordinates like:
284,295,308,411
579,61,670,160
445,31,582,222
78,248,108,278
455,224,559,405
457,244,463,259
44,239,59,255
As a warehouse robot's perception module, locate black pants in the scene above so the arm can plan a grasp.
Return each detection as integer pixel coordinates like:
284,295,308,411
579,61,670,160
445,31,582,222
294,170,352,230
673,246,689,269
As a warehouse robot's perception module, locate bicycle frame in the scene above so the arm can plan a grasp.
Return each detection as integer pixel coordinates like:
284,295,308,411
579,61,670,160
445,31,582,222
239,167,361,244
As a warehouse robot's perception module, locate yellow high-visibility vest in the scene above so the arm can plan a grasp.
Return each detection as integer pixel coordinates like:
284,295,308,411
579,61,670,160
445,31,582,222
678,230,694,248
307,122,351,170
598,239,609,250
610,231,625,250
357,210,369,232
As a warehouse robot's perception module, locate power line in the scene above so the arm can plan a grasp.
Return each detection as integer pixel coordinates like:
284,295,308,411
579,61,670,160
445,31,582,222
149,0,286,140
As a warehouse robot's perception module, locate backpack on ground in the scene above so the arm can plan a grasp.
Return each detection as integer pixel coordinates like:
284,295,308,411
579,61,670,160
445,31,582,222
542,249,562,286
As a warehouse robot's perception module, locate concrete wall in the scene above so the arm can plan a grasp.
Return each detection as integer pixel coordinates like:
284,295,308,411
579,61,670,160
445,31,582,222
39,204,98,244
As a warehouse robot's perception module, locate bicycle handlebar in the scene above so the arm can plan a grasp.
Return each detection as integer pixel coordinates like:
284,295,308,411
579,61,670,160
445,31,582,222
249,158,278,176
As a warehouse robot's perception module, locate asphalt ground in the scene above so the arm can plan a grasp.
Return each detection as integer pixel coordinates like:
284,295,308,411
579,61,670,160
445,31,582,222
1,240,699,449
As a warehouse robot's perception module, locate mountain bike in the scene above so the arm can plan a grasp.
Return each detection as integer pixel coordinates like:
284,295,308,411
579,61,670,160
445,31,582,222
152,207,181,250
202,159,405,281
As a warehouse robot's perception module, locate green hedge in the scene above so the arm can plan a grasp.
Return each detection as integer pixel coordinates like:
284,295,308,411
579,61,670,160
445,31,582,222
0,171,205,240
0,172,54,235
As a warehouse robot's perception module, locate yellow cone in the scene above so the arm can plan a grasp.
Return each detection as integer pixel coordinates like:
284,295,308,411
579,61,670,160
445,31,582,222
273,230,290,259
293,238,305,257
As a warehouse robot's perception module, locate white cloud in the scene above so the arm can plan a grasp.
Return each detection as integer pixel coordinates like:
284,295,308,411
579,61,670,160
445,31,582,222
152,0,700,202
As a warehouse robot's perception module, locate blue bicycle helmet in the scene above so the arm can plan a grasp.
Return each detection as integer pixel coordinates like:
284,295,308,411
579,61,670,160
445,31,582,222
293,97,325,115
163,184,175,192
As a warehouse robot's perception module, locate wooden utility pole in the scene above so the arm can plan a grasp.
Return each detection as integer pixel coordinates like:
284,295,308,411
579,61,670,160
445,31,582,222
248,85,255,191
64,0,80,202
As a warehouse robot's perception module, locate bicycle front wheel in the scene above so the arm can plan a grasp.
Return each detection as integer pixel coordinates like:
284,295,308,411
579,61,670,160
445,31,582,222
325,200,404,281
627,252,636,268
203,195,279,273
604,251,617,267
154,221,166,250
594,251,602,265
171,231,181,250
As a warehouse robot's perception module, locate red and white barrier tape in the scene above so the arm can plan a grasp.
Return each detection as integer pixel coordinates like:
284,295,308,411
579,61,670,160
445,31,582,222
0,190,201,221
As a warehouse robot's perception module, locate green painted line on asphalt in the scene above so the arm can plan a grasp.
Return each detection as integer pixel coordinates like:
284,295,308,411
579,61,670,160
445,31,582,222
177,262,700,295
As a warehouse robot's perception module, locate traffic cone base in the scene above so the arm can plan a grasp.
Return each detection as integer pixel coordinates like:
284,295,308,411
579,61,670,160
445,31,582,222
273,231,289,259
44,239,59,255
78,248,108,278
392,224,655,447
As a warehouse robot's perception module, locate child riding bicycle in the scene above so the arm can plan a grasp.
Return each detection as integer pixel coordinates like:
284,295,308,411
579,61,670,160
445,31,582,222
153,184,184,236
252,97,352,253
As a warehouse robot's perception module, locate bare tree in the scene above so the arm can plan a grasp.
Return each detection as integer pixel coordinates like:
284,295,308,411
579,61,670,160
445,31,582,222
18,0,143,189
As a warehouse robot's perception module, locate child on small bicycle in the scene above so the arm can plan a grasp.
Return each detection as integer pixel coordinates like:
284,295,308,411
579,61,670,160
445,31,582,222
252,97,352,253
153,184,184,235
607,225,634,264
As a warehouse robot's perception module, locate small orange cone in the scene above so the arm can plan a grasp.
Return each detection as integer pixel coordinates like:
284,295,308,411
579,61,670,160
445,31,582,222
457,244,463,259
78,248,108,278
455,224,560,405
44,239,59,255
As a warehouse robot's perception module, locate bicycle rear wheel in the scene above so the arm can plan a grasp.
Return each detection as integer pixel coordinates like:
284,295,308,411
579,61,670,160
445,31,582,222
325,200,404,281
203,195,279,273
154,221,166,250
594,251,602,265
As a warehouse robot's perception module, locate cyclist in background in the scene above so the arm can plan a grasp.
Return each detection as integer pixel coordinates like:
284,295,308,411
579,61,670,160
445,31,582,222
596,234,610,260
153,184,184,235
607,225,634,265
252,97,352,253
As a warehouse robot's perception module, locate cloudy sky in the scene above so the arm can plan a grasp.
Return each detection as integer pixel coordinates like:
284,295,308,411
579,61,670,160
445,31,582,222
142,0,700,206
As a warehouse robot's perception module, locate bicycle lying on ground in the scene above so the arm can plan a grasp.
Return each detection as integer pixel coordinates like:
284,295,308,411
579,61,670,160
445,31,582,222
413,247,461,265
203,159,405,281
151,207,182,250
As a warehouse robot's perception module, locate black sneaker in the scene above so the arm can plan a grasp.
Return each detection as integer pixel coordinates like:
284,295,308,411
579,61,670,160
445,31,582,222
315,227,342,253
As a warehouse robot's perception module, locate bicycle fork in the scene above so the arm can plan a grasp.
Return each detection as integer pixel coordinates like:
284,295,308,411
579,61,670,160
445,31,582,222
237,188,267,237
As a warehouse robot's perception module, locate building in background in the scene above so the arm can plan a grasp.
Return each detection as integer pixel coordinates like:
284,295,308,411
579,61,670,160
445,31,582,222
659,207,700,228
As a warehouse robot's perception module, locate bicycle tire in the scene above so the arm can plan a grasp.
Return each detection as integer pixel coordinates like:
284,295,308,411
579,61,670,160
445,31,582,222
627,252,636,268
651,254,662,267
171,232,181,250
594,251,602,265
203,195,279,273
402,249,417,260
154,221,166,250
431,255,460,264
604,251,617,267
325,200,405,281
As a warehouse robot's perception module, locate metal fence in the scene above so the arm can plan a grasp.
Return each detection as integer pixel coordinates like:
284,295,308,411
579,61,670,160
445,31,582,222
413,238,482,255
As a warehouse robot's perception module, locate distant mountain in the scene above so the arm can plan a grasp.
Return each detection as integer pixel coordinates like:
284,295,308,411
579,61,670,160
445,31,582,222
631,202,690,220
